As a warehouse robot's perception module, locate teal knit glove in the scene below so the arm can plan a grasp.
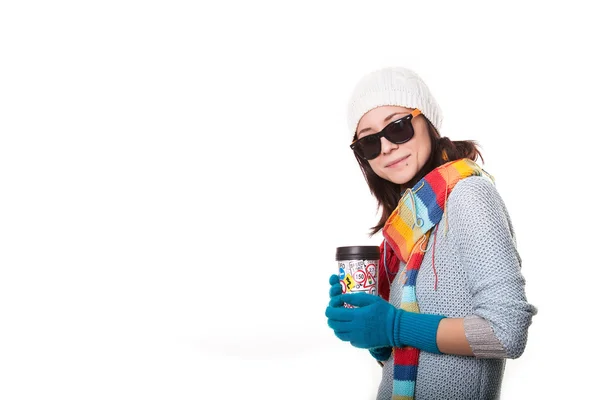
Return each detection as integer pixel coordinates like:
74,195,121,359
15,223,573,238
329,274,389,359
326,292,446,353
369,346,392,362
328,274,343,307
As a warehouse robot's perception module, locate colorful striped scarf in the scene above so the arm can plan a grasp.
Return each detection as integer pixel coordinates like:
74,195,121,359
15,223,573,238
380,158,493,400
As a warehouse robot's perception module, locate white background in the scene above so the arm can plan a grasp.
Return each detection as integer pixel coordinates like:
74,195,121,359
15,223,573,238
1,1,598,399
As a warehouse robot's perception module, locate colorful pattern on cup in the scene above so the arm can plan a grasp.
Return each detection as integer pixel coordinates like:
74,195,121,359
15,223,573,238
338,259,378,308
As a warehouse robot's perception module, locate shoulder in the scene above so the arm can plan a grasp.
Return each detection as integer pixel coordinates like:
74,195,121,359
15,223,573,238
447,175,504,210
446,175,515,236
451,175,499,198
446,175,510,224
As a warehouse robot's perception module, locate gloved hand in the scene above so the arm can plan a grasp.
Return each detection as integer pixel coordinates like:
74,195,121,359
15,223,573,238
369,346,392,362
326,292,445,353
328,274,343,307
329,275,388,359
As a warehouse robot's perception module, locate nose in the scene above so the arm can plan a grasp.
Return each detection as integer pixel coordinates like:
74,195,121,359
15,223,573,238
380,136,399,156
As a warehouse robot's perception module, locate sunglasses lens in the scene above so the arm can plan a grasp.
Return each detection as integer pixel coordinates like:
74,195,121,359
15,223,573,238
386,119,414,144
352,115,416,160
355,134,381,160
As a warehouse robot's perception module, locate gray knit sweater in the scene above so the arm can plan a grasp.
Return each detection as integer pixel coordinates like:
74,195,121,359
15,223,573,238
375,176,537,400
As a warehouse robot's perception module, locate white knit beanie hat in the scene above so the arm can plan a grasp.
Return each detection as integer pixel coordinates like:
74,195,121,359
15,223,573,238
347,66,443,139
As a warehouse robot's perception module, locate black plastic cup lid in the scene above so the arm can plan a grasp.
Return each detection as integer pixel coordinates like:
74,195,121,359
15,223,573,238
335,245,380,261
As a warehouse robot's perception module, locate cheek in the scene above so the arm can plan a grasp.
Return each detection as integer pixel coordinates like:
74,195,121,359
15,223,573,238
367,160,387,179
414,133,432,161
419,140,432,160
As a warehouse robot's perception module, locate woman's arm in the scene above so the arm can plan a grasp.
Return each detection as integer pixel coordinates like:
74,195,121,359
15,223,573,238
436,318,473,356
437,315,510,357
441,176,537,359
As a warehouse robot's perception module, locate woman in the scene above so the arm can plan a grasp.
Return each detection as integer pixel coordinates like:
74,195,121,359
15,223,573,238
325,66,537,399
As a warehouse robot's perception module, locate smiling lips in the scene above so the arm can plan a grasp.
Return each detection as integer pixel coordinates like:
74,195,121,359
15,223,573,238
386,154,410,168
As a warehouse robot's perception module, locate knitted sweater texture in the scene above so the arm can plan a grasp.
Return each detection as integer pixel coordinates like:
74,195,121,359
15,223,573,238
376,176,537,400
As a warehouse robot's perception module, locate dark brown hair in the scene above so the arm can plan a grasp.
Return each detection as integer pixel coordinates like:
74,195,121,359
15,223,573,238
353,117,484,236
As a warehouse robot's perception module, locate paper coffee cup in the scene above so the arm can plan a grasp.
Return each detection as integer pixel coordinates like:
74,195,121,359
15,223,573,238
335,246,379,305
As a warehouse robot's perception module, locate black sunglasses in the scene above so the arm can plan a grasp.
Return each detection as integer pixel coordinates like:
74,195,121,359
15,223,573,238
350,109,422,160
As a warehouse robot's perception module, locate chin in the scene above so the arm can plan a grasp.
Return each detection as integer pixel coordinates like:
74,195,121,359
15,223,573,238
389,175,412,185
388,170,417,185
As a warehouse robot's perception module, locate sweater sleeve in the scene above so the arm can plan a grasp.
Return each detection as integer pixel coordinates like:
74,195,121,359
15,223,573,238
447,176,537,359
463,315,507,358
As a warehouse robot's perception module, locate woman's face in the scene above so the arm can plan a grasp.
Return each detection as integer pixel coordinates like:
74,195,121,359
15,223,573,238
356,105,431,185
